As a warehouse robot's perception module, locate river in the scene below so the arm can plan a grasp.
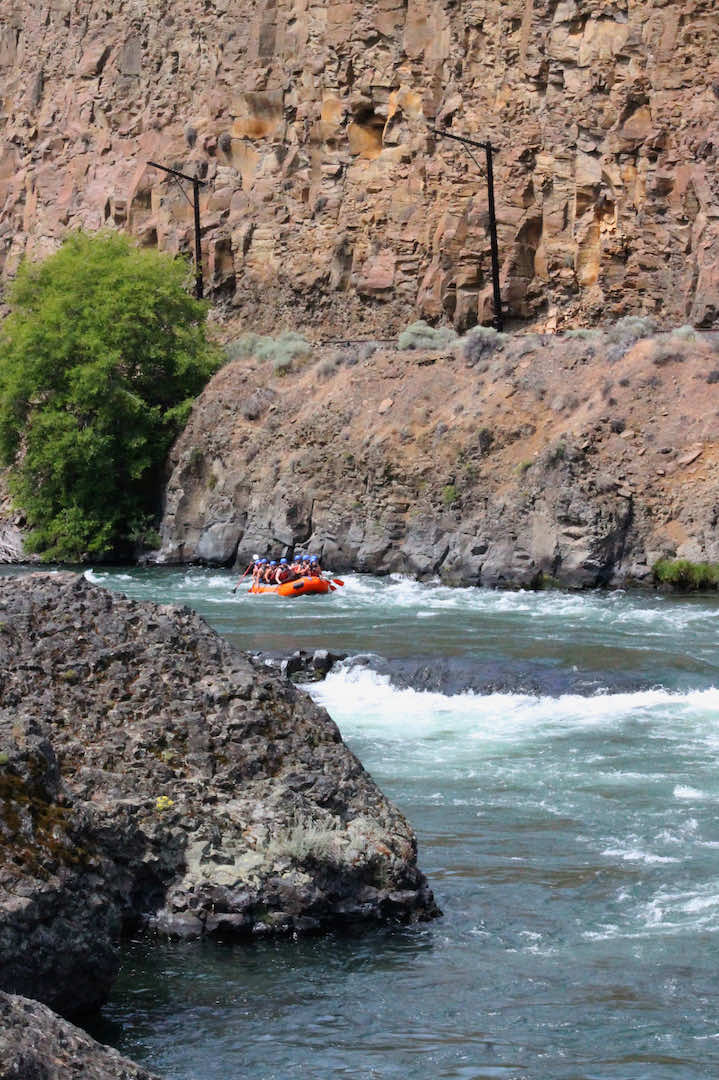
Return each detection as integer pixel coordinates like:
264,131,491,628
14,566,719,1078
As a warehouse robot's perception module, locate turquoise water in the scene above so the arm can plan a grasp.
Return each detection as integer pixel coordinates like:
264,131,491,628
10,566,719,1078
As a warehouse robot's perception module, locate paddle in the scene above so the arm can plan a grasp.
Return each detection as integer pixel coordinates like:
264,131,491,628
232,561,254,593
331,578,344,586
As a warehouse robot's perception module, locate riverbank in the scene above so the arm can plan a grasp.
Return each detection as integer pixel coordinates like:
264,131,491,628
156,326,719,589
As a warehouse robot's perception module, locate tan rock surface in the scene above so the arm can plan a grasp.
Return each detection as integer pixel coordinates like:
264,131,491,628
1,1,718,331
157,327,719,587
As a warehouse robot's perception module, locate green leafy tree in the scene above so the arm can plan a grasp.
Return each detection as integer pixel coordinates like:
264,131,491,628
0,231,220,560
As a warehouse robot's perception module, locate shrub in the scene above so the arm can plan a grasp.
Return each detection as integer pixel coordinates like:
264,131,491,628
671,324,697,341
398,320,457,351
184,124,197,147
478,427,494,454
358,341,379,361
0,231,220,561
706,370,719,384
225,331,312,373
460,325,506,364
218,132,232,154
652,342,686,366
224,333,262,362
516,459,533,475
653,559,719,591
316,357,339,379
442,484,458,506
605,314,657,346
267,815,343,865
564,327,602,341
545,440,567,467
255,331,312,375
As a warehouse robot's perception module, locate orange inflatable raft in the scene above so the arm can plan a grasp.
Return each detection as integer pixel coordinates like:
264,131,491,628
248,576,333,597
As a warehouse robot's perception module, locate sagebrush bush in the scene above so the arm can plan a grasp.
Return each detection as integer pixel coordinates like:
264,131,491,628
256,331,312,375
225,331,312,374
224,333,261,362
460,325,506,364
398,320,457,351
315,357,338,379
671,324,697,340
267,815,343,864
605,314,657,346
564,327,602,341
652,341,687,367
653,558,719,591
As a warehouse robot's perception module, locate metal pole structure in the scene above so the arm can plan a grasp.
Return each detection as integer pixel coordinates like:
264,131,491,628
192,179,203,300
429,128,504,332
484,141,503,332
147,161,206,300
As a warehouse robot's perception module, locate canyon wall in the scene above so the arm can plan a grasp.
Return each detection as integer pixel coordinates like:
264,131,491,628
1,0,718,333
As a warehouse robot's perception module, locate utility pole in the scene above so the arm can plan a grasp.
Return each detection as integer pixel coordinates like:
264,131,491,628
429,128,504,332
147,161,206,300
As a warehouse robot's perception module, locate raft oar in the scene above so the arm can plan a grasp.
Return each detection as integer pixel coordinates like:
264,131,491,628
331,578,344,587
231,561,254,593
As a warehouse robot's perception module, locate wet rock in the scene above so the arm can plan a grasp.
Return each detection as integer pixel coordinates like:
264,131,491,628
0,574,438,1015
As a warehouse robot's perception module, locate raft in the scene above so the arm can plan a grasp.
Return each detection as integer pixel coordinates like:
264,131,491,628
248,576,332,597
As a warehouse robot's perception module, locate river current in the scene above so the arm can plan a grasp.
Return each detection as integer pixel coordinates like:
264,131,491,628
12,566,719,1078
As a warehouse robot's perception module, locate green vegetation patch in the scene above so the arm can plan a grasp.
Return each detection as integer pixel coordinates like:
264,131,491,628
653,558,719,591
0,231,221,561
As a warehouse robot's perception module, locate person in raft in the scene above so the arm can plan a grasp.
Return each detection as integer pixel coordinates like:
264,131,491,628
238,552,327,589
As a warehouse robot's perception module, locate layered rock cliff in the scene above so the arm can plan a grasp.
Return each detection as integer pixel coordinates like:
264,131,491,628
157,325,719,587
1,0,718,331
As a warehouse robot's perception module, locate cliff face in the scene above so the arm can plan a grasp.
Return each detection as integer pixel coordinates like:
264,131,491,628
157,327,719,587
1,0,718,332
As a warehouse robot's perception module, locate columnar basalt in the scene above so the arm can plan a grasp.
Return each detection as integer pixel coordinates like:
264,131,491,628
1,1,717,330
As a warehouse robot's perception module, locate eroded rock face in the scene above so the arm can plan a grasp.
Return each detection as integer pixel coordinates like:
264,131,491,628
0,992,161,1080
157,328,719,587
0,573,438,1014
1,1,717,330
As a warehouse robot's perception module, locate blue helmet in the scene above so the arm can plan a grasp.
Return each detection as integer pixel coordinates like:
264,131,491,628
270,560,277,566
261,558,268,564
280,557,287,564
310,555,318,562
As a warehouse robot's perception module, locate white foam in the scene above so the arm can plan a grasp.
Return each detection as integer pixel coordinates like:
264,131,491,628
674,785,707,800
601,847,680,865
305,665,719,746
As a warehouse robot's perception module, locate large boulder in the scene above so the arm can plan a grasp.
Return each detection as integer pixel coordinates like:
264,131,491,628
0,992,161,1080
0,573,438,1014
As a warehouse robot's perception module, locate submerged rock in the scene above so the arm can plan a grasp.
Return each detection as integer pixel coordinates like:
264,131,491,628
0,573,438,1015
0,991,161,1080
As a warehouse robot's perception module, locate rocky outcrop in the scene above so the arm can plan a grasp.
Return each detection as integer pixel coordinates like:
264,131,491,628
1,1,718,331
0,992,161,1080
157,326,719,588
0,573,437,1015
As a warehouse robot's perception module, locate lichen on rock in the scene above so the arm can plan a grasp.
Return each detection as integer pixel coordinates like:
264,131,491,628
0,573,438,1015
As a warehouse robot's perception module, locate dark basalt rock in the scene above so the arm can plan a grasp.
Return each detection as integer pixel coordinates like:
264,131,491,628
0,573,438,1015
0,991,162,1080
